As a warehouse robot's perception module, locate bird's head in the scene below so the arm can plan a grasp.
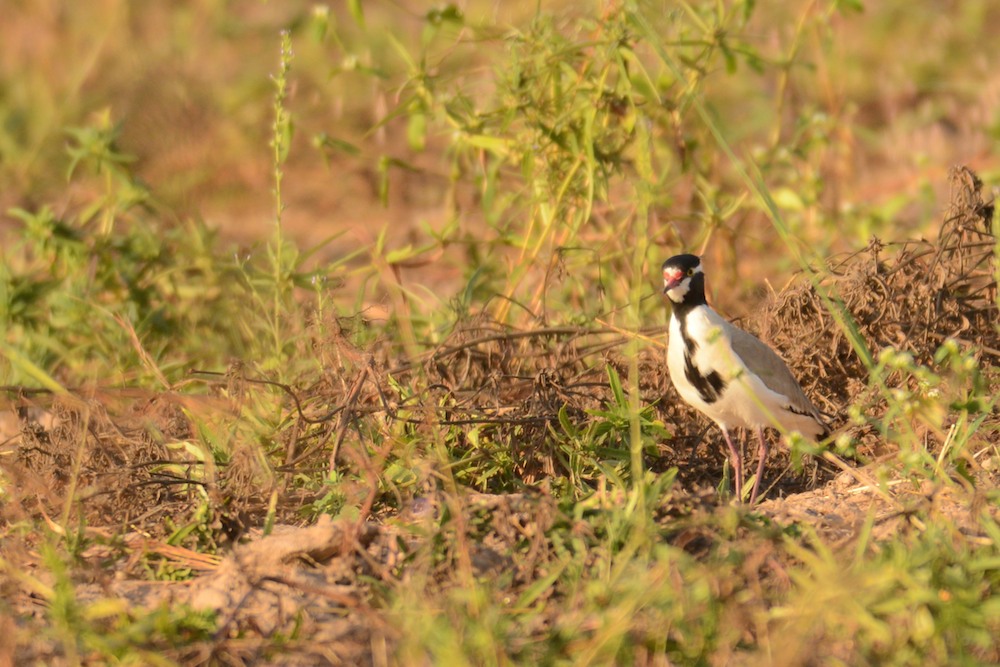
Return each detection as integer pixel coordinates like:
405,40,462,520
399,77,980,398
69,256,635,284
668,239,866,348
661,254,703,304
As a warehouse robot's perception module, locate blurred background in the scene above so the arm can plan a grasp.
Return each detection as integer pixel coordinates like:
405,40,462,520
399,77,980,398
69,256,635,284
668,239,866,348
2,1,999,312
1,8,998,663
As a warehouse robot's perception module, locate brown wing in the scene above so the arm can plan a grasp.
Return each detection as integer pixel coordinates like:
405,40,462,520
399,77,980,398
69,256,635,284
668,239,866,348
725,321,825,422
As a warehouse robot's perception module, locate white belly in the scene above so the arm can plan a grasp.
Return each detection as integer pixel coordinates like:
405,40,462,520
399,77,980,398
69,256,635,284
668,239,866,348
668,308,808,433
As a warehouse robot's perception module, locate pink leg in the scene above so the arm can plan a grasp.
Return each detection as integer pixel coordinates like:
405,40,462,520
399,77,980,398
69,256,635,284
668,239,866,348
749,427,769,505
721,428,743,501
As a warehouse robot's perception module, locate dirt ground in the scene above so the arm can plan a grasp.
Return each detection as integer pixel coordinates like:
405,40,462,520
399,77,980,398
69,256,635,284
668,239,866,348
0,166,996,663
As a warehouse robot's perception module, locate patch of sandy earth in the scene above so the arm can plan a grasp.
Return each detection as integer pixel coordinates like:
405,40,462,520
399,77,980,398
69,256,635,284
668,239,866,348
759,463,1000,544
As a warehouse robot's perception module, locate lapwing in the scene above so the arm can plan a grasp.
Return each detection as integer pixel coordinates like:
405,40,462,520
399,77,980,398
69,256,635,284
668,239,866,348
661,254,829,504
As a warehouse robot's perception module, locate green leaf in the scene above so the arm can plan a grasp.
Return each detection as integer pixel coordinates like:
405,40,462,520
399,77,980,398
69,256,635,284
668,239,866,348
426,5,464,26
346,0,365,28
377,155,391,206
461,134,511,156
313,133,361,156
772,187,805,211
516,563,565,608
407,110,427,151
309,5,330,42
607,365,626,409
385,244,416,264
0,341,67,394
461,266,484,309
558,404,577,437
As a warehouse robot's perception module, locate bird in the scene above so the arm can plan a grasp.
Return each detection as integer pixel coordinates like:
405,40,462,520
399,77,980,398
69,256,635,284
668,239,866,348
661,253,829,504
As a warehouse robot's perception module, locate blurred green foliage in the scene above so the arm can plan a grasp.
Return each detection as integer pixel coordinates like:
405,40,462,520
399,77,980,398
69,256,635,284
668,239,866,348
0,2,997,665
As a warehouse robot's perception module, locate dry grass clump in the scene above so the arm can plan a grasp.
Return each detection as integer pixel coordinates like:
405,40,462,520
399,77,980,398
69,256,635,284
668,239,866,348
4,169,996,535
754,166,997,452
1,167,997,666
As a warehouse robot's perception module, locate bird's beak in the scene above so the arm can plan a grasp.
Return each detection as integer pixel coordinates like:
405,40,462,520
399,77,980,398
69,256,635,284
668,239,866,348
662,270,684,293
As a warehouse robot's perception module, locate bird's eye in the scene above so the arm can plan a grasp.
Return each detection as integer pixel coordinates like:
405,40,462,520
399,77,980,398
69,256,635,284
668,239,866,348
686,268,695,276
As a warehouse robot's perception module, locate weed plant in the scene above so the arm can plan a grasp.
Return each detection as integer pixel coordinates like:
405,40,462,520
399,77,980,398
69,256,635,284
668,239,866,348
0,1,997,665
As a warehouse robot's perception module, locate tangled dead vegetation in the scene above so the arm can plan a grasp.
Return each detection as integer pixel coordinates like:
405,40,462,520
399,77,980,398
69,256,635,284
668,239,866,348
754,165,998,459
0,167,997,665
2,169,997,534
761,165,996,391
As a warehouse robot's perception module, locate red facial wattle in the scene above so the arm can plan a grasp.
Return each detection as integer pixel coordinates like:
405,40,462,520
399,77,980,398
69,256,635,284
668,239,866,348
663,269,684,292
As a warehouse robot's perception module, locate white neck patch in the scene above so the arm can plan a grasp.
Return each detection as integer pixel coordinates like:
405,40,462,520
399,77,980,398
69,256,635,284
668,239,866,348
665,278,690,303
